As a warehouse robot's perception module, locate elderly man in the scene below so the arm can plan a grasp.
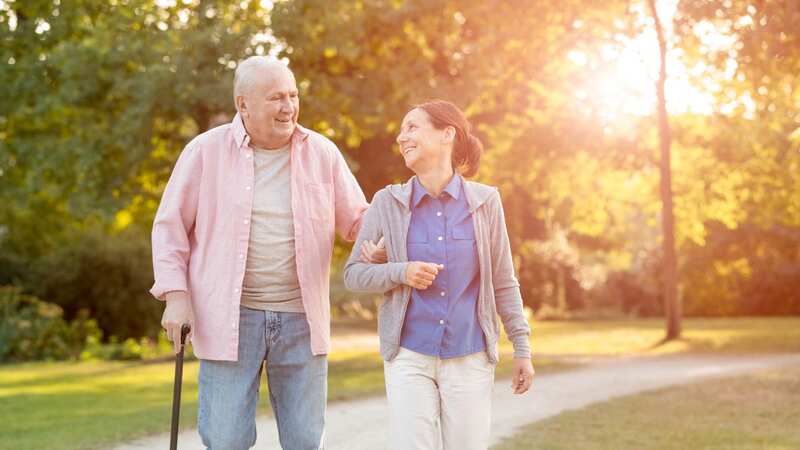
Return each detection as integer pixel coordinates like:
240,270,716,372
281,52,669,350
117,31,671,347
150,56,368,450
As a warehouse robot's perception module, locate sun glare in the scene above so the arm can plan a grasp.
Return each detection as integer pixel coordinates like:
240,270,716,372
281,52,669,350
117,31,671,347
571,0,719,124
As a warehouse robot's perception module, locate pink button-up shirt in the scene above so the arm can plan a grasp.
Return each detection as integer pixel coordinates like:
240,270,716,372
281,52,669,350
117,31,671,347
150,114,368,361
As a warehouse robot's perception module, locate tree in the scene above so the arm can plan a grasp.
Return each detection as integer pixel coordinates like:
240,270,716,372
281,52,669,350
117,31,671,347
271,0,646,311
647,0,681,338
0,0,272,337
671,0,800,316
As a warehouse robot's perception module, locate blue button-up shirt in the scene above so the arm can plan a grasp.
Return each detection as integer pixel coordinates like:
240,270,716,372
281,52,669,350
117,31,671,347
400,175,485,359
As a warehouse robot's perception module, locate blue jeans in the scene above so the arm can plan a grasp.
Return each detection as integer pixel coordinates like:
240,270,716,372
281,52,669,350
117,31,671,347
198,306,327,450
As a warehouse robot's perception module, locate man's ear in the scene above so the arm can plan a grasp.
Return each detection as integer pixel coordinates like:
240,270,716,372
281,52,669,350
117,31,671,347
236,95,248,117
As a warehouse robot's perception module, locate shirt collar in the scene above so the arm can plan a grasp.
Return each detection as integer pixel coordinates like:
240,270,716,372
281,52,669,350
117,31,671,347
411,174,462,208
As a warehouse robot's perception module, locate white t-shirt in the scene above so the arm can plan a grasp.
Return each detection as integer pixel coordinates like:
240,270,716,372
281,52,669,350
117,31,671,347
241,143,304,313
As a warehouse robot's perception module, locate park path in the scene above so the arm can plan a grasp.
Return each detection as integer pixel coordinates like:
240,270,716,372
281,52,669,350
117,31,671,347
111,352,800,450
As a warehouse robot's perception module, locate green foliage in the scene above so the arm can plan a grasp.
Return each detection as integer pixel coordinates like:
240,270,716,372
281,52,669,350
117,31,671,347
79,332,175,361
0,283,174,362
0,0,276,341
272,0,639,311
23,226,162,340
682,222,800,316
672,1,800,316
0,0,270,218
0,286,100,362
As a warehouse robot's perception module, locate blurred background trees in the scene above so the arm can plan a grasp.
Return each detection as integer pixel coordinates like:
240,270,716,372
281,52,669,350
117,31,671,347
1,0,798,359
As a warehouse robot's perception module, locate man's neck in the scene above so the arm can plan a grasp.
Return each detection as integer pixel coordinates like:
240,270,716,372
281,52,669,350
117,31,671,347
250,136,291,150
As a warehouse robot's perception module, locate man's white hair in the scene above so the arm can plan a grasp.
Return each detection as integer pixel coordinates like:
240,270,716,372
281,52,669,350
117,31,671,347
233,56,291,110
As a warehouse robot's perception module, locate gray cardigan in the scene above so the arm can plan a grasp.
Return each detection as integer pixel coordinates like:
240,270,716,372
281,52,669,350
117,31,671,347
343,176,531,363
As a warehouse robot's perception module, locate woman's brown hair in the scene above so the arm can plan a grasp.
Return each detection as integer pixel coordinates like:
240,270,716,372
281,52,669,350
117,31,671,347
415,99,483,177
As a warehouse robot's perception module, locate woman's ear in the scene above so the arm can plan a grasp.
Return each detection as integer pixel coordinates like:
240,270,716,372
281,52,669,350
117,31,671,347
442,126,456,144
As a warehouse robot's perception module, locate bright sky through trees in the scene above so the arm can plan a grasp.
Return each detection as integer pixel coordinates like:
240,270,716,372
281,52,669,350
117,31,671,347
569,0,720,119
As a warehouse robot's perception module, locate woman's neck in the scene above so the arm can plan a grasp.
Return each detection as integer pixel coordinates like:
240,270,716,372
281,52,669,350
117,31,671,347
416,166,455,198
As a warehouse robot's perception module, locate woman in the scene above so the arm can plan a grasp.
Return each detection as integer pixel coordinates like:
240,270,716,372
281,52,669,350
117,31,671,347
344,99,534,450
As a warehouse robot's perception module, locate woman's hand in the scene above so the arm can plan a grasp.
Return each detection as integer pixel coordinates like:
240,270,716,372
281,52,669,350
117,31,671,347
404,262,443,290
360,236,387,263
511,357,535,394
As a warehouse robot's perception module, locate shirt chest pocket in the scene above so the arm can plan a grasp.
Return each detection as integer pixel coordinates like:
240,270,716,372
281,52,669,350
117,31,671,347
452,222,476,241
305,182,333,222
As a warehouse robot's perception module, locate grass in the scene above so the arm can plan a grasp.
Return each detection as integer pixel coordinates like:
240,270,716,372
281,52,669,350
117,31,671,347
1,316,797,450
492,364,800,450
0,349,570,450
507,316,800,356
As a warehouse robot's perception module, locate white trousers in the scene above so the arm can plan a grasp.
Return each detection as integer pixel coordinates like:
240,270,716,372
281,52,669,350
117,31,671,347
383,347,495,450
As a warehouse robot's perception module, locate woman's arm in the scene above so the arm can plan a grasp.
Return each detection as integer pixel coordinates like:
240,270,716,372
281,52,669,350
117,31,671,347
487,191,532,360
343,190,408,293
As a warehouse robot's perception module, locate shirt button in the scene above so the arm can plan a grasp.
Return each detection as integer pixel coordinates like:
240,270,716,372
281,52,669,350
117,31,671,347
440,291,446,297
239,254,244,259
243,219,249,225
437,236,443,241
246,153,252,159
245,186,251,191
439,319,444,325
234,288,240,294
436,211,442,217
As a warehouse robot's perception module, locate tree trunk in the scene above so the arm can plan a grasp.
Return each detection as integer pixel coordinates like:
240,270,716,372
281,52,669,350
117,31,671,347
556,265,567,313
647,0,681,340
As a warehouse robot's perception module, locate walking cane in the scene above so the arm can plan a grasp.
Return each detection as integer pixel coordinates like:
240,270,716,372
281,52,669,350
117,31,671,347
170,324,191,450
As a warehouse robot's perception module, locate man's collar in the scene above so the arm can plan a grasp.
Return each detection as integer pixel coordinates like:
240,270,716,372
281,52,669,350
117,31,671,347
232,113,249,149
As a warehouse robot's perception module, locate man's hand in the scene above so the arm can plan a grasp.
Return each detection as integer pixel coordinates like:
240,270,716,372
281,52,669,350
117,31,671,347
360,236,387,263
511,357,535,394
404,262,443,290
161,291,194,354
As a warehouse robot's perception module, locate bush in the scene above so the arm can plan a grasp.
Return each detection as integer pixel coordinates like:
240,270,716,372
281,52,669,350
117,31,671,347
79,333,176,361
682,222,800,316
0,286,101,362
25,227,163,340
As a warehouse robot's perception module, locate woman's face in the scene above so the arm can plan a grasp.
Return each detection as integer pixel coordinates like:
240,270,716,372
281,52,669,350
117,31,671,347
396,108,451,173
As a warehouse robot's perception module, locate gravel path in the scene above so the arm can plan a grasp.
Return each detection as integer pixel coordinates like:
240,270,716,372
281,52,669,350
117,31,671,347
112,353,800,450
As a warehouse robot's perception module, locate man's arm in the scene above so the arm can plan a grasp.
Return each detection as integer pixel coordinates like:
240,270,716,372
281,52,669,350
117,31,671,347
151,141,202,352
331,146,369,241
150,141,202,300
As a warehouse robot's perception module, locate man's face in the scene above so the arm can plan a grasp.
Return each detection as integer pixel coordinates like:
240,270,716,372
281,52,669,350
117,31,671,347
239,67,299,149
